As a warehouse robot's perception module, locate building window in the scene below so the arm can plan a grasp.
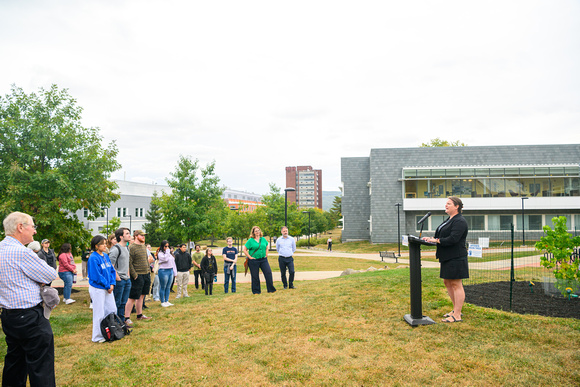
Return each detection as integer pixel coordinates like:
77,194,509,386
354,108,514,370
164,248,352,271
83,208,89,218
117,208,128,217
135,208,144,217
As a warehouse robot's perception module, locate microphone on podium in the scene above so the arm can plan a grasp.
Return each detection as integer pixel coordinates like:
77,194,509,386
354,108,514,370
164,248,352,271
417,212,431,225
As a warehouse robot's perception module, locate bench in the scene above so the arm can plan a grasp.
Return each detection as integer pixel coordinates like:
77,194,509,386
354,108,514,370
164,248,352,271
379,251,398,263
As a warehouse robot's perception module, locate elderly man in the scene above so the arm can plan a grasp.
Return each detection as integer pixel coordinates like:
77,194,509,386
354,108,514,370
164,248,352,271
0,212,58,386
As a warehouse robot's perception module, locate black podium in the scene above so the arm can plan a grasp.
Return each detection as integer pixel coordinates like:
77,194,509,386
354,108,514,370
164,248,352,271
403,235,436,326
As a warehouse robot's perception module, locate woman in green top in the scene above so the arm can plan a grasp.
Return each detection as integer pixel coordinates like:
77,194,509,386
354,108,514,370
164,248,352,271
243,226,276,294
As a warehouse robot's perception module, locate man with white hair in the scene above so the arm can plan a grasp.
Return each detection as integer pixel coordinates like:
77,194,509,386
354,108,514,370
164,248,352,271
0,212,58,386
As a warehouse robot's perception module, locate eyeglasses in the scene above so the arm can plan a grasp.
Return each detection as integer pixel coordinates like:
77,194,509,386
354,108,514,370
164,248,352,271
23,223,38,230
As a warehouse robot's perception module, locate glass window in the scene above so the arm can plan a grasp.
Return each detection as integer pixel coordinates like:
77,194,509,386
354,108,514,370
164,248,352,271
475,168,489,177
490,179,505,197
489,168,504,177
429,180,446,198
464,215,485,230
460,168,475,177
500,215,513,230
417,180,430,198
564,166,580,176
446,169,460,177
431,169,445,178
517,215,542,230
551,178,565,196
505,178,521,196
565,177,579,196
405,181,417,198
488,215,500,230
404,169,416,178
504,168,519,177
83,208,89,218
520,167,534,176
549,167,564,176
431,215,445,231
417,170,431,178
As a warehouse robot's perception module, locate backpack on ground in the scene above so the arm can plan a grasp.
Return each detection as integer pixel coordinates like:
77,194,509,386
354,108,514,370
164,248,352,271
100,313,131,342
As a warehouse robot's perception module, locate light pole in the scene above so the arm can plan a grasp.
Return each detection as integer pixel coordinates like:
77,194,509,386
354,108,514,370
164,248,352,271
521,197,528,246
284,187,296,227
126,214,132,234
395,203,402,257
302,210,311,249
101,206,109,234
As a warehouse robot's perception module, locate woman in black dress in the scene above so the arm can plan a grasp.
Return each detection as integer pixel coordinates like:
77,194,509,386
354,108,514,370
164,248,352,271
423,196,468,323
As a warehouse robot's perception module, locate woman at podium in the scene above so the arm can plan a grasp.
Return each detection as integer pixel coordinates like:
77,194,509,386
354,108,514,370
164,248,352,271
423,196,468,323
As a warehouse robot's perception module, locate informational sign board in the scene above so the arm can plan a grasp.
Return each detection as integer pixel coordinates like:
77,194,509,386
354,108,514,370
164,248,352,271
402,235,409,246
478,237,490,248
468,243,483,258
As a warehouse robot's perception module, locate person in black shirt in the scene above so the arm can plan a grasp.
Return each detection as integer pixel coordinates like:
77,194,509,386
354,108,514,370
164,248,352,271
200,248,218,296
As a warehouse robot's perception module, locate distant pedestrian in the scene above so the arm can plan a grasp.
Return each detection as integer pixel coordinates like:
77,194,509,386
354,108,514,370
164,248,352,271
81,246,91,281
276,226,296,289
222,237,238,293
37,238,57,270
243,226,276,294
174,244,192,298
191,244,204,290
158,241,177,307
58,243,77,304
327,237,332,251
201,248,218,295
87,235,117,343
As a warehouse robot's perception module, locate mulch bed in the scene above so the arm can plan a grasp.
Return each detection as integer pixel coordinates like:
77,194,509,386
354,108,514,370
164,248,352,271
465,281,580,319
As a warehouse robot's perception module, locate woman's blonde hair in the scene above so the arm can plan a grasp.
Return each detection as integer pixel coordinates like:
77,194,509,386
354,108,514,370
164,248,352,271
106,233,116,249
249,226,262,239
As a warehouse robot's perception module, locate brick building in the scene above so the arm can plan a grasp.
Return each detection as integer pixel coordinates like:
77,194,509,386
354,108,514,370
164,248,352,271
285,166,323,209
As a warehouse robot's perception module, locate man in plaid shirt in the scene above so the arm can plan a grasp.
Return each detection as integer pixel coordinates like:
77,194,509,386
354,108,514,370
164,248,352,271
0,212,58,386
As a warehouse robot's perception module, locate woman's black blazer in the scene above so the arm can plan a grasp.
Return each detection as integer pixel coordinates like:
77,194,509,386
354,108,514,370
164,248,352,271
434,214,468,262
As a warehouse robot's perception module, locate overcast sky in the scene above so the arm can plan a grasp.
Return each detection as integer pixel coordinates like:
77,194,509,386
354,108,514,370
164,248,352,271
1,1,579,195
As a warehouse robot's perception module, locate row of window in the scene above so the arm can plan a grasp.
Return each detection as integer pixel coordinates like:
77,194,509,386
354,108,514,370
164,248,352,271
83,208,145,219
226,194,260,201
415,214,580,232
404,177,579,198
403,165,579,179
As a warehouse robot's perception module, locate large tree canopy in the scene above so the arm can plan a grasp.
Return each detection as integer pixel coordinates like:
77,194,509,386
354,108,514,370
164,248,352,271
0,85,120,251
158,156,226,243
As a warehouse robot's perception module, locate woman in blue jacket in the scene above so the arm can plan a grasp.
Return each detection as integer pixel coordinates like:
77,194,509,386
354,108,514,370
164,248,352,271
88,235,118,342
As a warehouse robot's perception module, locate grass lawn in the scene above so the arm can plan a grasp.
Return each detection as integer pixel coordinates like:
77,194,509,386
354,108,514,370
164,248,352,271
1,269,578,385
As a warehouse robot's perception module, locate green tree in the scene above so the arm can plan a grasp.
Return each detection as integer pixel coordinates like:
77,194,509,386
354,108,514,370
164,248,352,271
158,156,226,245
328,195,342,227
101,217,121,237
142,191,166,246
0,85,120,252
256,183,302,239
535,216,580,295
420,138,467,147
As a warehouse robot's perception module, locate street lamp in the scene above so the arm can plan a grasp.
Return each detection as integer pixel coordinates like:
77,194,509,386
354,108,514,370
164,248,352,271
284,187,296,227
101,206,109,233
302,210,311,249
126,214,132,234
521,197,528,246
395,203,402,257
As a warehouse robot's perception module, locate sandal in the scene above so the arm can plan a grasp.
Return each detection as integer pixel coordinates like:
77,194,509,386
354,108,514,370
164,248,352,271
443,311,463,318
442,316,463,323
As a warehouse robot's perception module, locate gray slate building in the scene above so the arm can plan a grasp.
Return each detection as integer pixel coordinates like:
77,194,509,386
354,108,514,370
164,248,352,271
341,144,580,243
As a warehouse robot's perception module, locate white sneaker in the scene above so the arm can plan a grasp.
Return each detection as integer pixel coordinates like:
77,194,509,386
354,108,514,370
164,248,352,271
184,294,189,298
65,299,76,305
161,302,169,307
175,295,181,299
166,302,174,306
97,338,106,343
89,303,93,309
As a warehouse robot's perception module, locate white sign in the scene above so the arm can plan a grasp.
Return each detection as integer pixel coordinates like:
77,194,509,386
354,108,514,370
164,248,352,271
402,235,409,246
478,237,490,248
468,243,483,258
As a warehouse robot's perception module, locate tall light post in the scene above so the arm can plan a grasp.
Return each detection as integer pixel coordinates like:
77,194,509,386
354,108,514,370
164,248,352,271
101,206,109,234
126,214,132,234
284,187,296,227
521,197,528,246
395,203,402,257
302,210,311,249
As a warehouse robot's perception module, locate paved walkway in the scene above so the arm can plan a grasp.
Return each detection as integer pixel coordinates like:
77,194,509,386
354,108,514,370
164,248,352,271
51,249,542,288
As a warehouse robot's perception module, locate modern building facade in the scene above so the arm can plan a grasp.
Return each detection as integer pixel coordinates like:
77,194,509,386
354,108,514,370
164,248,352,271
76,180,169,235
285,166,323,209
223,188,263,212
341,144,580,243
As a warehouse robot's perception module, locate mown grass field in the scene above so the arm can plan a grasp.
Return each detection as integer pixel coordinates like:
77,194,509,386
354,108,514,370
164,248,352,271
1,268,578,386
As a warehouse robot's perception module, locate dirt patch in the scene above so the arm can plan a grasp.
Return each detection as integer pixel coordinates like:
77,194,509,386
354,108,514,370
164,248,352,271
465,281,580,319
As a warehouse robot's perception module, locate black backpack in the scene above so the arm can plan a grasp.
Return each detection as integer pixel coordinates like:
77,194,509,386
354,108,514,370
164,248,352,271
100,313,131,342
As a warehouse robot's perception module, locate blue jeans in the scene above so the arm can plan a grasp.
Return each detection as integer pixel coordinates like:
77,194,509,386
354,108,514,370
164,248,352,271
158,269,174,303
152,274,160,300
58,271,74,299
224,264,237,293
113,278,131,318
248,258,276,294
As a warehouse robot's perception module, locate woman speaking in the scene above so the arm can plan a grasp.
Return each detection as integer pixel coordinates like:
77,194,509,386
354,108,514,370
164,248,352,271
423,196,469,323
